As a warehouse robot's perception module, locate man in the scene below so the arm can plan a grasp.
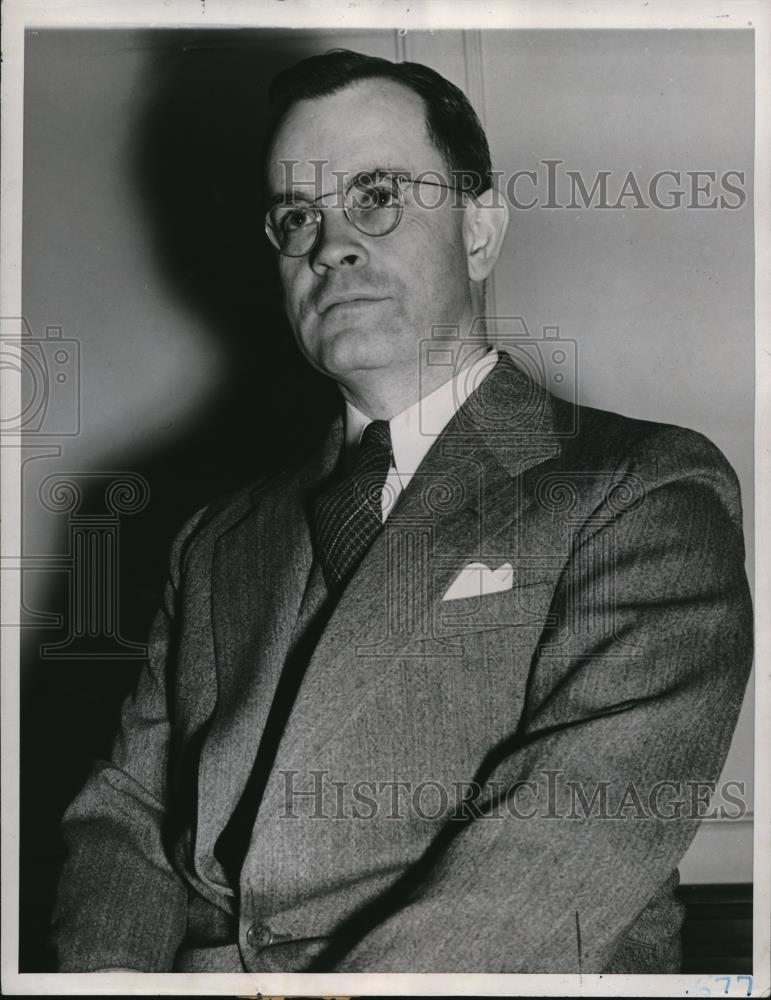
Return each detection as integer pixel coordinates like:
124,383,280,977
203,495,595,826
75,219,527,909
50,49,752,974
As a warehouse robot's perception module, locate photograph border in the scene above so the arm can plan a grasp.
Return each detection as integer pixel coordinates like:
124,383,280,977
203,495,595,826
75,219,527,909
2,1,769,996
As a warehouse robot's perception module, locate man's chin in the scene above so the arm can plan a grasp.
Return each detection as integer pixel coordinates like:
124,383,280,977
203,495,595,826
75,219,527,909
314,326,397,378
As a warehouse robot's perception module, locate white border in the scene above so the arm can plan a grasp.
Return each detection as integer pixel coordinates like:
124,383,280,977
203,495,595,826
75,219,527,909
2,1,769,996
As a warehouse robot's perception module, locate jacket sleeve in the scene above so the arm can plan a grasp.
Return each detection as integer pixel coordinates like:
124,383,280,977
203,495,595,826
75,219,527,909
321,426,754,973
49,510,206,972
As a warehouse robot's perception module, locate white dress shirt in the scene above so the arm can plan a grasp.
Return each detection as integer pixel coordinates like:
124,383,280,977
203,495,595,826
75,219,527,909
344,348,499,522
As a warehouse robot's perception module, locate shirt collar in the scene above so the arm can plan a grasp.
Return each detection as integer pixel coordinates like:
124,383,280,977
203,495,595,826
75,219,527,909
344,347,499,475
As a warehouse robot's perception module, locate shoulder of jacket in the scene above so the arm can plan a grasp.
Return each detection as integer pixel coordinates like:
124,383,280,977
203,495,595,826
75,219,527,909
547,396,743,528
553,396,736,478
166,465,300,576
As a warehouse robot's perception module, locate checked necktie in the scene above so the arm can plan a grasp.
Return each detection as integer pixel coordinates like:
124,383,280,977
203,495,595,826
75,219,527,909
313,419,393,592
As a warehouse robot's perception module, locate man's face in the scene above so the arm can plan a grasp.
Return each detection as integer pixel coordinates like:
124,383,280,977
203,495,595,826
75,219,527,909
266,78,475,394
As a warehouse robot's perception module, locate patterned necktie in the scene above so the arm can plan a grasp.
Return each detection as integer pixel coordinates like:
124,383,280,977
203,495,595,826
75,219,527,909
312,419,393,592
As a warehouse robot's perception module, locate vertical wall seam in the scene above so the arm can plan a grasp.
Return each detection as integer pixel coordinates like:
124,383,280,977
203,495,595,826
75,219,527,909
395,27,407,63
462,29,498,317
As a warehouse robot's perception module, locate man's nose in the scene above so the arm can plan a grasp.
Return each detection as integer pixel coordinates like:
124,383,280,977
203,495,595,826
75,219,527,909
310,207,368,274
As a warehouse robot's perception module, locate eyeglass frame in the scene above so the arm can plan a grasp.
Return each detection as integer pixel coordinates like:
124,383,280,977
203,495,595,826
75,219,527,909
264,168,469,258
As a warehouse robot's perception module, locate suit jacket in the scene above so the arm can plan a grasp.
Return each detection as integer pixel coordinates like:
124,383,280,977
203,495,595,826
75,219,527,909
50,352,753,974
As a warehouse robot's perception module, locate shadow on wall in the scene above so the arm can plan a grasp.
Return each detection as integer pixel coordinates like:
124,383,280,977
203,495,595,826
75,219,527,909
20,32,338,971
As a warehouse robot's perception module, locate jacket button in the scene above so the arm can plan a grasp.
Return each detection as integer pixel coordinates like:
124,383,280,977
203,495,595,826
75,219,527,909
246,923,273,949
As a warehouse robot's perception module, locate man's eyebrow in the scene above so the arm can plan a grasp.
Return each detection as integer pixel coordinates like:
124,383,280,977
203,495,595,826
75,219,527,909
267,185,316,208
267,166,411,207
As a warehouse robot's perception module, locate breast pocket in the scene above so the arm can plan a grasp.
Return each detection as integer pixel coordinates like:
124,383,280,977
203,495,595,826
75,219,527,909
435,579,556,639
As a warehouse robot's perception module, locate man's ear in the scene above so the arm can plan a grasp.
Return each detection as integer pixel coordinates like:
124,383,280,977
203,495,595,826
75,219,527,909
462,186,510,282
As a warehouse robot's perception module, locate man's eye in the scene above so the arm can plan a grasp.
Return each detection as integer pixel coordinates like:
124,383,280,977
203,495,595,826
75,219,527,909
350,179,400,212
279,207,314,232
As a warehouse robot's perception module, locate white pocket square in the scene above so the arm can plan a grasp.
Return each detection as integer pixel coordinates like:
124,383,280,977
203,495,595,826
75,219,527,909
442,561,514,601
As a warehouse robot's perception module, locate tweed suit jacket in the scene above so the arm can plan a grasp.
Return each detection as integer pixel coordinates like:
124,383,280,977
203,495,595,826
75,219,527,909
51,352,753,974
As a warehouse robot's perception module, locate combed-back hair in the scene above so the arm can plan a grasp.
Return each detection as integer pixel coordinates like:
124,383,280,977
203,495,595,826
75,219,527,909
267,48,492,196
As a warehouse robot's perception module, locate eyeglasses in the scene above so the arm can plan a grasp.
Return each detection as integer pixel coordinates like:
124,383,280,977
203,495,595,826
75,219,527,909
265,169,461,258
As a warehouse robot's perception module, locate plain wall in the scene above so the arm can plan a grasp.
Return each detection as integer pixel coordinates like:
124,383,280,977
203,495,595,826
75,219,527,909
18,27,755,967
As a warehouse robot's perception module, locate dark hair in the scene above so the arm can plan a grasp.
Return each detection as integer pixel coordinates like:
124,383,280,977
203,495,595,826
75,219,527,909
267,48,492,196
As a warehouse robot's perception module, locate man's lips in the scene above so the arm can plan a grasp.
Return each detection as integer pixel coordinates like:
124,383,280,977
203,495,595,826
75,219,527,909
317,294,388,315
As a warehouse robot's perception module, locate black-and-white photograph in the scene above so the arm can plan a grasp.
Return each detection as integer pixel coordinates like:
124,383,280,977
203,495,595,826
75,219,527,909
1,1,768,995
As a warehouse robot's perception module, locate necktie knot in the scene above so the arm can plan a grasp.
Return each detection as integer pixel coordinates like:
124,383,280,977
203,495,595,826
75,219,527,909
358,419,391,461
351,418,392,479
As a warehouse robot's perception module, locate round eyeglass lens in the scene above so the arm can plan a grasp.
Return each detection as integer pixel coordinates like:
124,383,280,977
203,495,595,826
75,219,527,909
267,203,320,256
346,174,403,236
